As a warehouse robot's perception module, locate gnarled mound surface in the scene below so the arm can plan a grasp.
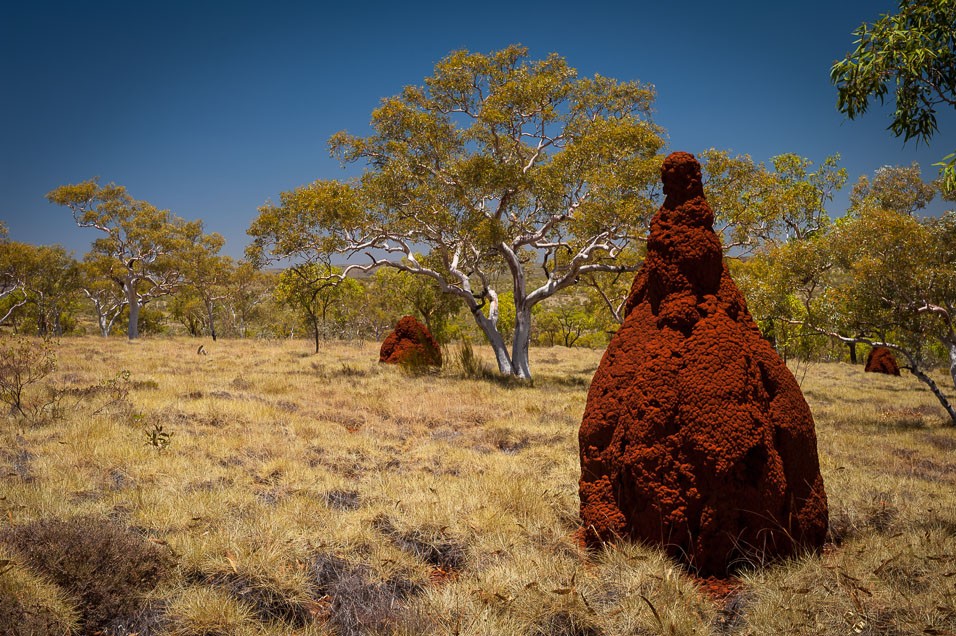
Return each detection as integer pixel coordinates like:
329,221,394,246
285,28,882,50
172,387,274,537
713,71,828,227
578,151,828,576
379,316,442,368
865,346,900,376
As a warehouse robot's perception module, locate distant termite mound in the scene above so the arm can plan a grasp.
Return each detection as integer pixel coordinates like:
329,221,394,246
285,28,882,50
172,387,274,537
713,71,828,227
379,316,443,368
865,346,901,376
578,151,828,577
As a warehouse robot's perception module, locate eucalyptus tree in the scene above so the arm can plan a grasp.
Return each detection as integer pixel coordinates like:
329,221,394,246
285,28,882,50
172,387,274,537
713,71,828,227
832,0,956,194
249,46,664,379
274,264,364,352
809,207,956,424
700,149,847,255
179,228,230,341
78,254,128,337
0,240,79,334
0,226,29,325
47,179,206,339
17,244,80,336
219,261,272,339
848,162,937,215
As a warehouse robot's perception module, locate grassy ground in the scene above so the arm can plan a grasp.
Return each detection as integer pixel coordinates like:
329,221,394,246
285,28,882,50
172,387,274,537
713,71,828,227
1,336,955,635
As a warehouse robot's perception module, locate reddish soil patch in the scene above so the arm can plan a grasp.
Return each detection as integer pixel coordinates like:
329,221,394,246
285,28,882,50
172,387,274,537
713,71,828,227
865,346,900,376
379,316,442,368
428,566,458,585
578,151,828,577
696,575,743,602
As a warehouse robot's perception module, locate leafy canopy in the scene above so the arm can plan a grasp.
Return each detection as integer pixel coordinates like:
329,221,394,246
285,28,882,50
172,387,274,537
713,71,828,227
248,45,666,378
831,0,956,193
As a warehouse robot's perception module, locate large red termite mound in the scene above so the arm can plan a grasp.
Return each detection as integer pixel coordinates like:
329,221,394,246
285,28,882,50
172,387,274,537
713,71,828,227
865,346,900,376
379,316,442,368
578,151,828,577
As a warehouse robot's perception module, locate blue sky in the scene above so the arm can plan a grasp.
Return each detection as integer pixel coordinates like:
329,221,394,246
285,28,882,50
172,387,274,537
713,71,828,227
2,0,953,258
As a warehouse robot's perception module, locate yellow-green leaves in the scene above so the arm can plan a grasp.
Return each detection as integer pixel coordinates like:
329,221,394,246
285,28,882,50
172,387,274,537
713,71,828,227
47,178,220,339
247,180,363,265
849,162,938,215
249,46,666,377
701,149,846,254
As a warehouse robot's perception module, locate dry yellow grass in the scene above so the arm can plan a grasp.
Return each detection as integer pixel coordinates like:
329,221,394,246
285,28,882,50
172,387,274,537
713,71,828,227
1,336,955,635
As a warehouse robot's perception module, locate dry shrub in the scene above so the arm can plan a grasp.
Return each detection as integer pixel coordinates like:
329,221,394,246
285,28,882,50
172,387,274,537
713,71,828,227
323,488,362,511
0,598,71,636
532,610,607,636
58,369,134,417
308,552,420,636
375,516,467,571
1,515,174,634
0,335,58,424
0,551,79,636
455,340,494,379
206,571,315,628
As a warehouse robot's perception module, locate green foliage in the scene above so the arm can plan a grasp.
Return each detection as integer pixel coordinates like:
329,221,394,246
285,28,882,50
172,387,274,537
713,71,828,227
169,286,206,336
849,162,938,215
218,261,274,339
247,181,364,266
370,264,461,343
145,422,174,451
0,516,173,634
47,178,216,339
832,0,956,193
0,241,81,335
701,149,847,254
178,228,230,340
822,207,945,361
533,296,604,347
248,45,665,378
775,170,956,421
274,263,365,350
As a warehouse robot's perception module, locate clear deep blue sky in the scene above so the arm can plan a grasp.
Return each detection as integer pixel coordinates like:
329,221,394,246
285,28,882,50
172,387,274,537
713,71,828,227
2,0,953,258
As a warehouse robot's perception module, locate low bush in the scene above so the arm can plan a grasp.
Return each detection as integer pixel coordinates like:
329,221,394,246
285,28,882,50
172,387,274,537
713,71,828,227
1,515,174,634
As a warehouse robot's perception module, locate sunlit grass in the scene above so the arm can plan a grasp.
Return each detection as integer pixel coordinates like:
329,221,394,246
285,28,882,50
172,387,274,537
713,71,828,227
1,336,954,635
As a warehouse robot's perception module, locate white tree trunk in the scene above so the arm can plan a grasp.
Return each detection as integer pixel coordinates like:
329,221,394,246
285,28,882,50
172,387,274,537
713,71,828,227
206,299,218,341
126,284,140,340
949,342,956,399
98,310,110,337
511,304,533,379
471,307,514,375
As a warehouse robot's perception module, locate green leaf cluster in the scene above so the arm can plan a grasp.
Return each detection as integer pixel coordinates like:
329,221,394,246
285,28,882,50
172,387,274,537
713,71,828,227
832,0,956,193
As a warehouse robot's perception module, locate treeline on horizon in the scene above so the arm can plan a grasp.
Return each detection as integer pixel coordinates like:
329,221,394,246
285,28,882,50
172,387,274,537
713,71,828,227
1,153,952,364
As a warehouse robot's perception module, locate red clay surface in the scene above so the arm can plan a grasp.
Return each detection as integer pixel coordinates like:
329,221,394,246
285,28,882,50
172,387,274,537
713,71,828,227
578,151,828,577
